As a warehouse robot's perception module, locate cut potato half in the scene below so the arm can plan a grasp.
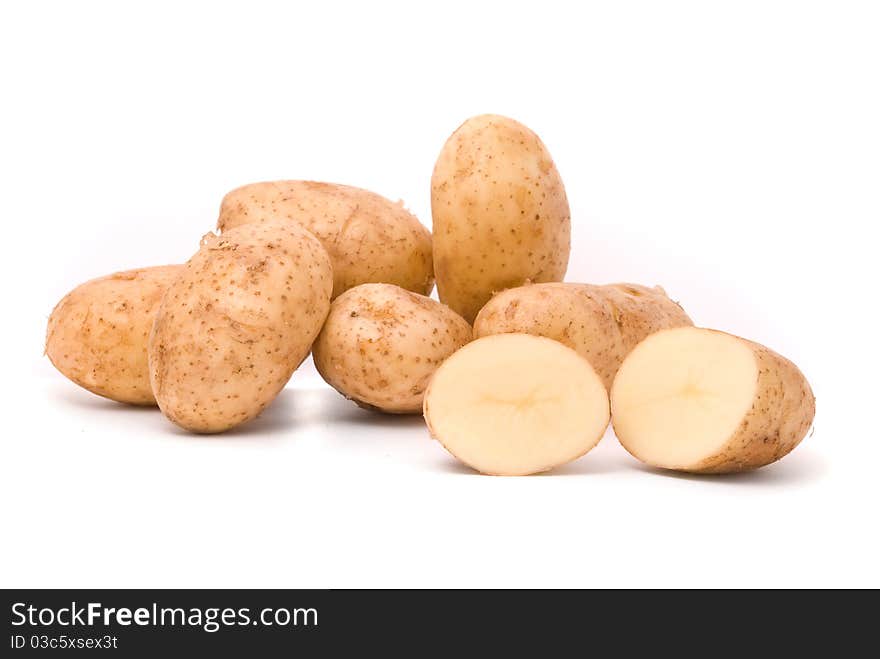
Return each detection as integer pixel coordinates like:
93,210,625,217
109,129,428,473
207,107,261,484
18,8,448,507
611,327,815,473
424,334,610,476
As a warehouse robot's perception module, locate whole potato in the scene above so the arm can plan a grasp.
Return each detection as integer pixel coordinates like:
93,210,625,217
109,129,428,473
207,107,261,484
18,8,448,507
217,180,433,300
431,114,571,323
46,265,182,405
473,282,693,389
149,222,332,433
313,283,472,414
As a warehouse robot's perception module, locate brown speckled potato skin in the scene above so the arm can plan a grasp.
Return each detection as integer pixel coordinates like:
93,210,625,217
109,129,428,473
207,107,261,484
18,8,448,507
217,180,433,300
431,114,571,323
312,283,472,414
148,222,332,433
473,282,693,389
689,336,816,473
45,265,182,405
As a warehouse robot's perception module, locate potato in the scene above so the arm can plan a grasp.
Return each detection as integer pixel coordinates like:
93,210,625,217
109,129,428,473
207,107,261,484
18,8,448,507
611,327,816,473
473,282,693,389
313,283,471,414
424,334,610,475
46,265,182,405
217,180,433,300
148,222,332,433
431,114,571,323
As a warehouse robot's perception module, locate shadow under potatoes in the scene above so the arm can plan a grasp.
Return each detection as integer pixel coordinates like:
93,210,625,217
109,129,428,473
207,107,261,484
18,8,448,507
53,379,827,485
633,447,828,486
171,386,426,439
431,433,633,477
54,384,159,414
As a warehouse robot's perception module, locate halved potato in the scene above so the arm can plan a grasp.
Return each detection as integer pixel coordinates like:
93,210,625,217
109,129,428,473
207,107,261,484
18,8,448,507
611,326,815,473
424,334,610,475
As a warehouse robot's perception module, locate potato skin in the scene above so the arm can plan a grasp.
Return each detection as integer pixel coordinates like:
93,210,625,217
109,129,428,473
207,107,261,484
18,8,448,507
46,265,182,405
473,282,693,389
313,283,472,414
431,114,571,323
689,335,815,473
217,180,433,300
148,222,332,433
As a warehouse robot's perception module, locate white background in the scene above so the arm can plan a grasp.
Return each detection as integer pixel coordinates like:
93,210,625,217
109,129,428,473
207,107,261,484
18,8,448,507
1,1,878,588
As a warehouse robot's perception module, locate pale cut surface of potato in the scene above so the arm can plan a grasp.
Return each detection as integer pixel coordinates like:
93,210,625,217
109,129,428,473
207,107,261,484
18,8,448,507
431,114,571,323
424,334,610,476
149,222,332,433
46,265,182,405
611,326,816,474
473,282,692,389
313,283,472,414
217,180,433,299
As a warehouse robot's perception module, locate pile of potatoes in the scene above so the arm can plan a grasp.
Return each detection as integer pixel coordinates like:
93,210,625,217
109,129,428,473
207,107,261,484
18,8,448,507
46,114,815,475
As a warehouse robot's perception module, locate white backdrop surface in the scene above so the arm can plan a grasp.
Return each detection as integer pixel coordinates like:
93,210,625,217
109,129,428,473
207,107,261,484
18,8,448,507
1,0,877,587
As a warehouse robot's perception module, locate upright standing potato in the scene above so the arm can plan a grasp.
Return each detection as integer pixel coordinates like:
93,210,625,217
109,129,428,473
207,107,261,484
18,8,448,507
149,222,332,433
431,114,571,323
218,180,433,300
46,265,182,405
